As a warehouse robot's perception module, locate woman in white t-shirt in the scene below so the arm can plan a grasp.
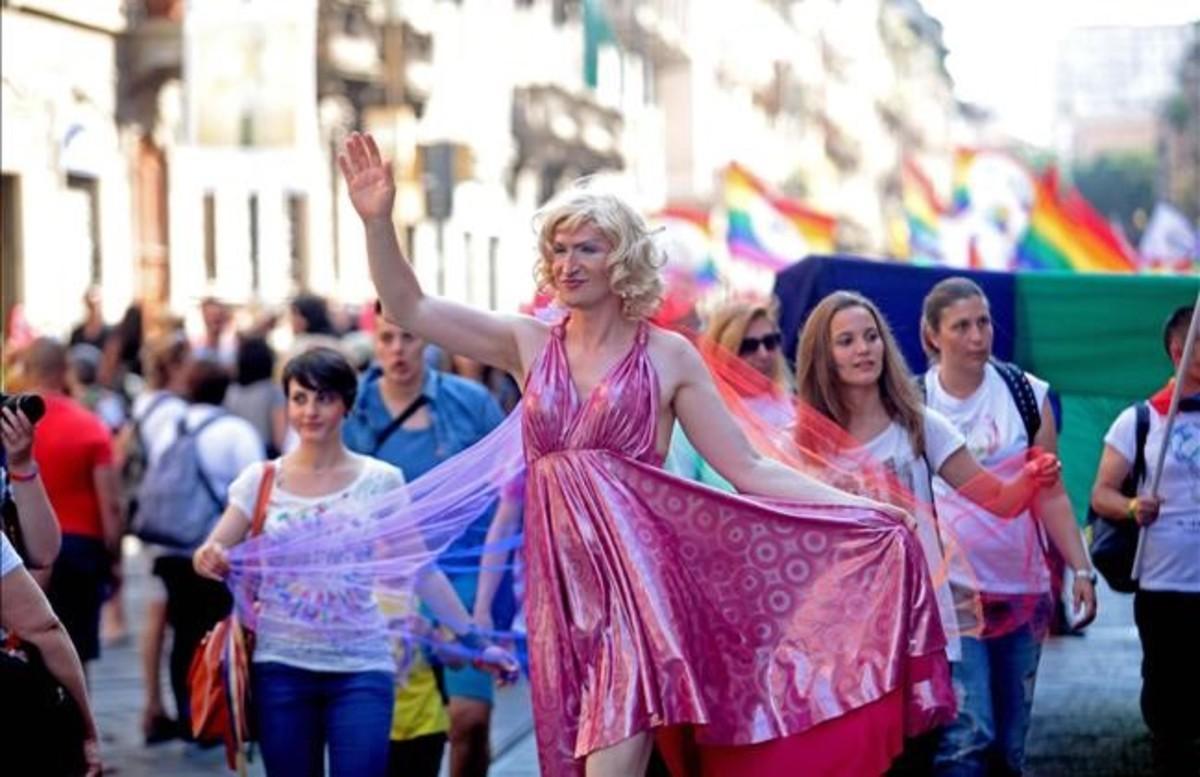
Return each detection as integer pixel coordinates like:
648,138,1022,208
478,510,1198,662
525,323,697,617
918,277,1096,777
192,347,515,777
796,291,1069,773
796,291,1065,646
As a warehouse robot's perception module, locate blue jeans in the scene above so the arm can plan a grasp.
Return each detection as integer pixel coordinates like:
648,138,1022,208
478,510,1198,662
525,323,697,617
253,662,394,777
933,628,1043,777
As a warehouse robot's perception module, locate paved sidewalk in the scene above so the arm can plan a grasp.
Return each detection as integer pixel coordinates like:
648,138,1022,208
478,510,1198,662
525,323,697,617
92,550,1152,776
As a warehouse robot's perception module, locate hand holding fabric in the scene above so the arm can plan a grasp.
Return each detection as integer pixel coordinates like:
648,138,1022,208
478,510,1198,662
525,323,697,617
1024,449,1062,489
193,540,231,581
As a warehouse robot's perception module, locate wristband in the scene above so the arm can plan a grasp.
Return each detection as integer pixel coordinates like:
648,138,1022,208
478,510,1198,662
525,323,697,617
455,625,492,653
1126,498,1139,522
7,464,38,482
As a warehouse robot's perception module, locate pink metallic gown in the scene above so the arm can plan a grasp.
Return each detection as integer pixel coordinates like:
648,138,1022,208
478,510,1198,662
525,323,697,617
521,320,953,777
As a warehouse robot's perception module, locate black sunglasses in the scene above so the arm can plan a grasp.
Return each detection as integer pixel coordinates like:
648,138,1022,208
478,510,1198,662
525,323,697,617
738,332,782,356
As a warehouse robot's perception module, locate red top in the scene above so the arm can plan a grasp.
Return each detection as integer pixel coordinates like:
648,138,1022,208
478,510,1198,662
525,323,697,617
32,393,114,539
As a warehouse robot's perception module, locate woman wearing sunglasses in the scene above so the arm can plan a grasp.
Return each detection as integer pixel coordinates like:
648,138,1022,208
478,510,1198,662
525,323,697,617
666,301,792,490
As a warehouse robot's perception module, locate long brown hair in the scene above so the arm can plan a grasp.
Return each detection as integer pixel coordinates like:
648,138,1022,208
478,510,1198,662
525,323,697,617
704,301,787,388
796,291,926,456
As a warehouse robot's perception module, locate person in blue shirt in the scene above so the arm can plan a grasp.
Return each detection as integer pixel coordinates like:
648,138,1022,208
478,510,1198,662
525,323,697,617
344,314,511,777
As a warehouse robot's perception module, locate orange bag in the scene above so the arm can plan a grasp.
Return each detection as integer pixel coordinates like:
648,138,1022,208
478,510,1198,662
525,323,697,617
188,461,275,773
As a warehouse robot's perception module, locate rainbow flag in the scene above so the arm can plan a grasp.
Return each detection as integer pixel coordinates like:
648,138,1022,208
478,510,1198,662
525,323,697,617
724,164,837,270
652,205,720,287
901,158,946,262
1017,168,1138,273
951,148,976,214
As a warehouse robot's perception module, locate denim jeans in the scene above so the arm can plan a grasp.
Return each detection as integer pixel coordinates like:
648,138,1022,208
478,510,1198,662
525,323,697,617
253,662,395,777
933,627,1043,777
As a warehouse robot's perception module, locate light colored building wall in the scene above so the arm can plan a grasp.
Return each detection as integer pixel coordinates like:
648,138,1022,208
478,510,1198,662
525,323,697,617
0,6,134,337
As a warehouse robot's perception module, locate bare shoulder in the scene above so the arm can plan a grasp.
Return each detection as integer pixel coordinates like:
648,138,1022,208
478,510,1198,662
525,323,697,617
508,314,553,380
645,326,705,395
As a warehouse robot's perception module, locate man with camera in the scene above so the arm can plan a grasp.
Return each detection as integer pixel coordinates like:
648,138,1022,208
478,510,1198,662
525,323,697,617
2,388,103,775
22,337,122,671
2,396,60,568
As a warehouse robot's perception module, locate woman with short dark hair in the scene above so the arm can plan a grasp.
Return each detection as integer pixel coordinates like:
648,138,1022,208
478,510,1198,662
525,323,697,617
194,347,515,777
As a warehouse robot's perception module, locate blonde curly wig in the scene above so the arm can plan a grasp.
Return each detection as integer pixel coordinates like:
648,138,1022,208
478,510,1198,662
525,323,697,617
533,188,665,320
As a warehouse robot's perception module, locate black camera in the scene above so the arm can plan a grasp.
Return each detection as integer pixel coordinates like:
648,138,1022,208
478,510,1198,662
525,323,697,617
0,393,45,424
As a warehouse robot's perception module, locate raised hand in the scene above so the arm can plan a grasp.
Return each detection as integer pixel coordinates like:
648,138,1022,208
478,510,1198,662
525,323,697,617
338,132,396,223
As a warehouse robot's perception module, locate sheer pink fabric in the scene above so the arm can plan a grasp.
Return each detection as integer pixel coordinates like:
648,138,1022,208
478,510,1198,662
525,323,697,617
521,319,954,776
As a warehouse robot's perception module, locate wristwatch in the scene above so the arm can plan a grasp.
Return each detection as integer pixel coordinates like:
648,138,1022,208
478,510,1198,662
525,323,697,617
1073,568,1098,585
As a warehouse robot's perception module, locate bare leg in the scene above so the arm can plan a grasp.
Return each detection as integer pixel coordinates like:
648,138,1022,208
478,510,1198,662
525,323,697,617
584,732,653,777
140,597,173,741
448,697,492,777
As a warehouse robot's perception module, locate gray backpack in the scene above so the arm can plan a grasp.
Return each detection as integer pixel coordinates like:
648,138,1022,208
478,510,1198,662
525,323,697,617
131,413,226,549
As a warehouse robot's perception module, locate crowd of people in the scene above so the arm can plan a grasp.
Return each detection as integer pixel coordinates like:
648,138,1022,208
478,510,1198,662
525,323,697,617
0,129,1194,777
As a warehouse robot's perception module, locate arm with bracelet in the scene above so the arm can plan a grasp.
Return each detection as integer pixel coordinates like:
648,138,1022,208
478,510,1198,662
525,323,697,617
2,406,62,567
414,566,519,683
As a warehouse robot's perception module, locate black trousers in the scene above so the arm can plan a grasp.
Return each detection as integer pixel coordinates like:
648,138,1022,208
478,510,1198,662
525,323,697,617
153,555,232,735
1134,589,1200,776
388,732,448,777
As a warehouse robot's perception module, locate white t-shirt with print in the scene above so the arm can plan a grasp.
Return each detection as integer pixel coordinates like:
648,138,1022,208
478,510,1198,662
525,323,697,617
926,363,1052,594
227,456,408,674
1105,405,1200,593
860,410,966,659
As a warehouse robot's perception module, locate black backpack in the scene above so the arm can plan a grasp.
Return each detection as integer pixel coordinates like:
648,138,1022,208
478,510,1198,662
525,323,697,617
1086,404,1151,594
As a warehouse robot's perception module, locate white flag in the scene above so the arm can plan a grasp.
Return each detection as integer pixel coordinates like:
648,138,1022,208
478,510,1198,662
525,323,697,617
1139,203,1199,262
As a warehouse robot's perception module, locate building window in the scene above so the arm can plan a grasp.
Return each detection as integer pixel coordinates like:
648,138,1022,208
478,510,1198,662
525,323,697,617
464,231,475,303
488,236,499,310
552,0,580,26
288,194,309,289
203,193,217,281
67,174,101,285
249,194,260,293
1,174,22,330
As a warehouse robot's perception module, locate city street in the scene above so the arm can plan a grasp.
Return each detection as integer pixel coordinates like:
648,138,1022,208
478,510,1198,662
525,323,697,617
91,548,1154,776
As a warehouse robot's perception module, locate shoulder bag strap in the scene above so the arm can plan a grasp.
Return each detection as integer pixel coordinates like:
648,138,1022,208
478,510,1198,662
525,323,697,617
371,395,429,454
187,412,229,510
249,462,276,538
989,358,1041,444
1131,403,1150,489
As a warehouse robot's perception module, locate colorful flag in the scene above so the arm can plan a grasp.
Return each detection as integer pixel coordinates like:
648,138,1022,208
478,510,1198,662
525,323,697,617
652,205,720,287
1017,168,1138,273
723,163,837,270
901,158,946,262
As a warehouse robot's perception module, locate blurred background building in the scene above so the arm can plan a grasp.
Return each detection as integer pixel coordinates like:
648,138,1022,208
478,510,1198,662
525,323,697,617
1,0,1194,339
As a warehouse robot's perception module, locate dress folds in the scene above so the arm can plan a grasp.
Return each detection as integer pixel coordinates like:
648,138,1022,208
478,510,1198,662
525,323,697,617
521,320,954,776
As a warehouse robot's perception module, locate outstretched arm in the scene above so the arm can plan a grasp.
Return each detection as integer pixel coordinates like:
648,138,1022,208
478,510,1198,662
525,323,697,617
669,336,909,521
937,446,1057,519
339,132,538,377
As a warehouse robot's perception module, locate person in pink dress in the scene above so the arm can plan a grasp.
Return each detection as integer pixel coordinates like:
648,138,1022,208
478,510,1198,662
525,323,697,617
339,132,955,777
